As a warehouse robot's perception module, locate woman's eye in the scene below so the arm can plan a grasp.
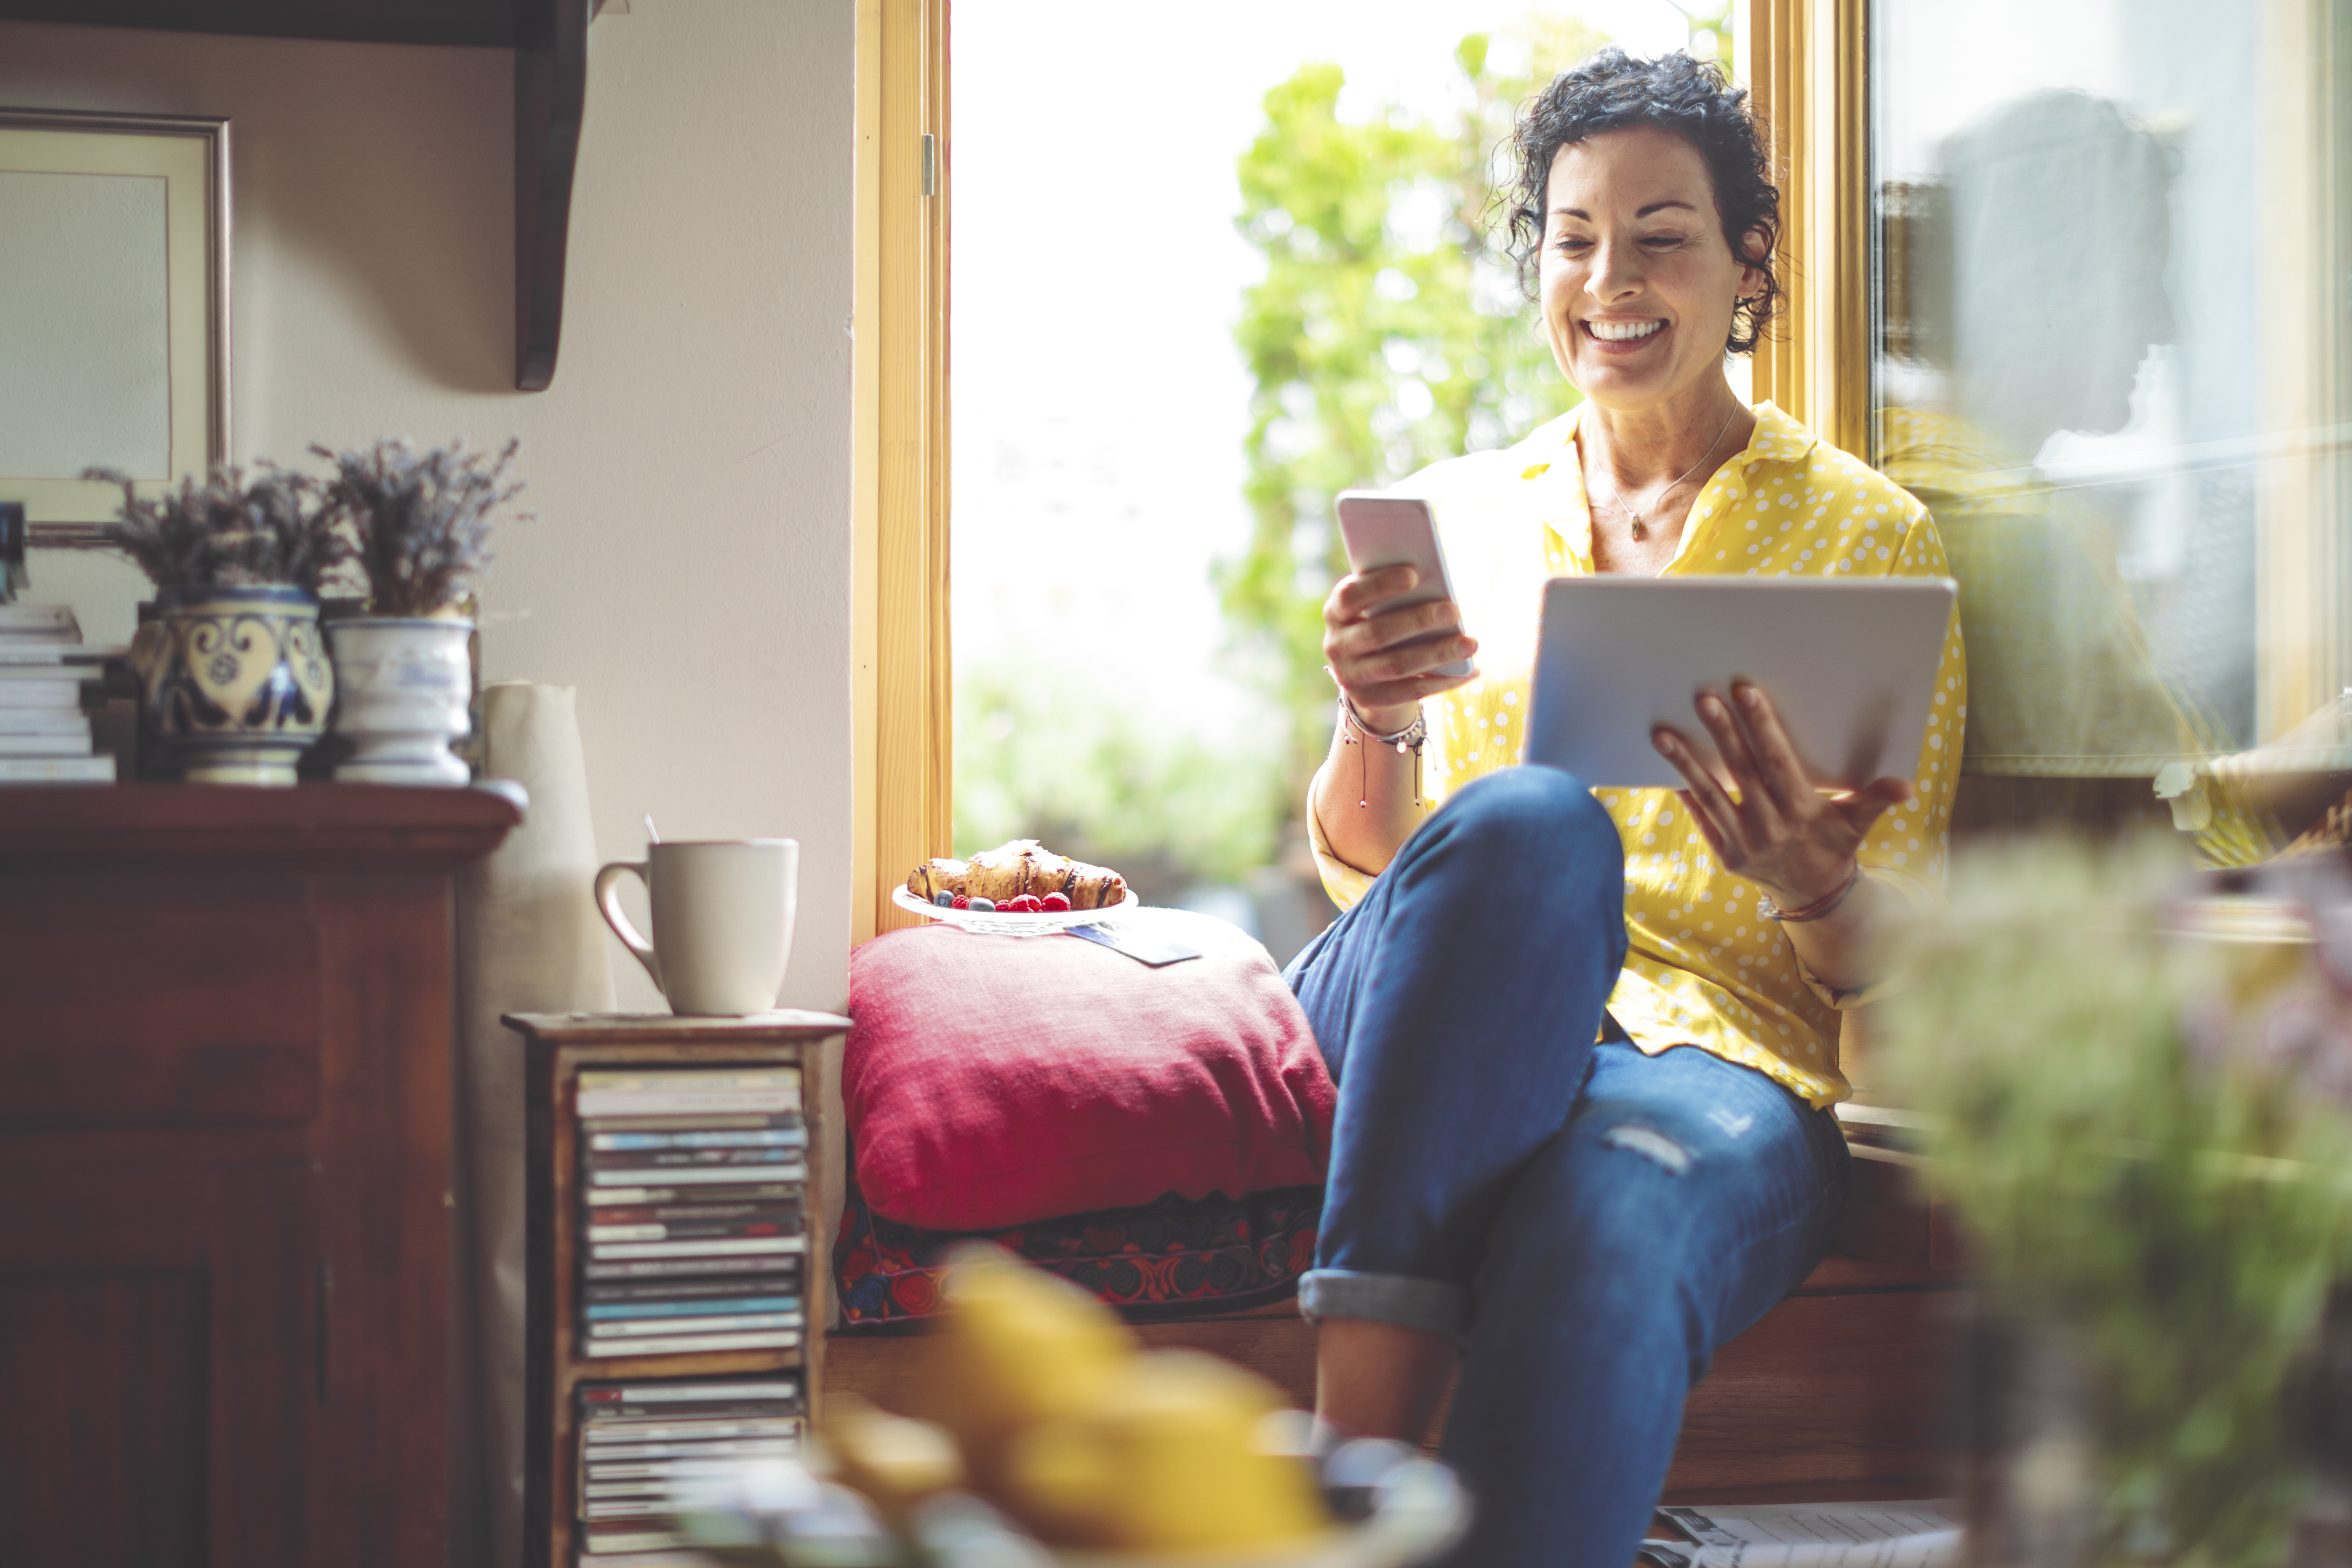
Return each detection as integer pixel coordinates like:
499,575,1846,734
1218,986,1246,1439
1642,234,1689,249
1554,236,1592,254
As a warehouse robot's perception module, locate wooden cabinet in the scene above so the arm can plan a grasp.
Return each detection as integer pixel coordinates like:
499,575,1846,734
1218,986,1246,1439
0,784,519,1567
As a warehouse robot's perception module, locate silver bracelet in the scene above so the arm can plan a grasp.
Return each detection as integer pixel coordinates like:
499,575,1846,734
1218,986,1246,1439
1338,695,1426,749
1336,696,1426,807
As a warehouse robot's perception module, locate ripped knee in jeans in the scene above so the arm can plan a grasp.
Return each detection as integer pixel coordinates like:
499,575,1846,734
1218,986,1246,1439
1600,1122,1692,1174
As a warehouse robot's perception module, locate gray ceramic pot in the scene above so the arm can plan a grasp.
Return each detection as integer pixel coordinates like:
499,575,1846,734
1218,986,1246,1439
324,616,473,784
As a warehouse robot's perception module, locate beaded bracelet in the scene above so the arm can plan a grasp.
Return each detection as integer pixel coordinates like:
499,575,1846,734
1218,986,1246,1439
1757,863,1863,923
1337,696,1426,808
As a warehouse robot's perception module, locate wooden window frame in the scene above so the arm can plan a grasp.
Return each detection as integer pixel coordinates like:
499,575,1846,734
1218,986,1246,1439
2256,0,2352,743
852,0,1865,939
1745,0,1870,462
853,0,951,941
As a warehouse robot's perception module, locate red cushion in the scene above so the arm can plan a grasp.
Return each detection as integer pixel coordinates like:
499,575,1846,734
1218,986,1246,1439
844,911,1333,1231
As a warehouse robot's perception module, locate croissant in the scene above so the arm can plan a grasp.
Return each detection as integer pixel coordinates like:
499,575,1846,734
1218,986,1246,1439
908,840,1129,909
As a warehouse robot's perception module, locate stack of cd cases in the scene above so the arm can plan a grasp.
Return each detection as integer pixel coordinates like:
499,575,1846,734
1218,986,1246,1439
574,1376,805,1557
576,1068,806,1358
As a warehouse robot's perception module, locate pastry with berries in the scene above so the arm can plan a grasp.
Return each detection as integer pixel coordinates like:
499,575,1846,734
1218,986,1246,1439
906,839,1128,910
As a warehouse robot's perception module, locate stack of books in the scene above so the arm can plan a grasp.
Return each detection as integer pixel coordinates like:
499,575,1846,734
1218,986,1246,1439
0,604,115,785
575,1376,805,1559
578,1067,808,1358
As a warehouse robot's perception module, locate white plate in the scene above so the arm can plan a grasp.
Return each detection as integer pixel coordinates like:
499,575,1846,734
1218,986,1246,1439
891,884,1139,937
671,1450,1466,1568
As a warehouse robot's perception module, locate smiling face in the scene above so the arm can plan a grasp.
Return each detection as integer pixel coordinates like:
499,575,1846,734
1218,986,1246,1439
1539,125,1763,416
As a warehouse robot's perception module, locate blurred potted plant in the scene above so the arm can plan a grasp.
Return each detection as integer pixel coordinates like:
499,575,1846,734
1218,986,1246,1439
1880,841,2352,1568
314,436,521,785
92,464,344,785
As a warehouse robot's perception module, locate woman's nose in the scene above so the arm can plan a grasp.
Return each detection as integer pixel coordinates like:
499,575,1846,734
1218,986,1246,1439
1586,237,1641,301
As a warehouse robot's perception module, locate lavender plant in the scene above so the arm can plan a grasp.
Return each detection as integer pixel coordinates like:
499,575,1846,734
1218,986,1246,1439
1880,839,2352,1568
315,437,523,618
86,464,348,593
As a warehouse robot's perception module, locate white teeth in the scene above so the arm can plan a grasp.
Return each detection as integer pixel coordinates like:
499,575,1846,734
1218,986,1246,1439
1590,319,1665,342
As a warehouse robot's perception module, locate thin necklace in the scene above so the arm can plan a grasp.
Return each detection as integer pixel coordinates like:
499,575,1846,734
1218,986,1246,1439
1587,403,1741,542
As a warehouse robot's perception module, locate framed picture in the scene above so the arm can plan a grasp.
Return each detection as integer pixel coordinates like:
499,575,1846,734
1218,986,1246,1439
0,108,230,528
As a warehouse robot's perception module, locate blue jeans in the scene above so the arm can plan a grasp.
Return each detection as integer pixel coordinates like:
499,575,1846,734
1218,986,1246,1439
1284,768,1852,1568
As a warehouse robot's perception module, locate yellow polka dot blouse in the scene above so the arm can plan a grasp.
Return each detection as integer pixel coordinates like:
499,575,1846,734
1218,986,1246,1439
1308,400,1968,1110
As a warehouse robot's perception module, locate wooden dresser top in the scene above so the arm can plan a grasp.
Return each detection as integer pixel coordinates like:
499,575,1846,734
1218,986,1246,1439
0,782,524,868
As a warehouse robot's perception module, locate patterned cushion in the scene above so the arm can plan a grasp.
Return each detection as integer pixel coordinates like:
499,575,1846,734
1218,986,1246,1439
833,1169,1323,1329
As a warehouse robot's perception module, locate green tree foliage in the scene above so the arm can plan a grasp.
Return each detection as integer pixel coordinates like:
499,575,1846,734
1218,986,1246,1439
1222,18,1610,797
954,657,1287,902
1664,0,1735,75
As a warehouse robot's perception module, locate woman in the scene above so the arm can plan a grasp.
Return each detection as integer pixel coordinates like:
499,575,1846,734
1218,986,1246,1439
1284,48,1967,1565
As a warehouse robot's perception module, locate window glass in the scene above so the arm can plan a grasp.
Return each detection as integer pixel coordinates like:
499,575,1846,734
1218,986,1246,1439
953,1,1721,958
1873,0,2352,846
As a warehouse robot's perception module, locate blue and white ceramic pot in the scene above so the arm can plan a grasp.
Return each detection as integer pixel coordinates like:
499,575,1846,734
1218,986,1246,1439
323,616,474,785
131,584,333,785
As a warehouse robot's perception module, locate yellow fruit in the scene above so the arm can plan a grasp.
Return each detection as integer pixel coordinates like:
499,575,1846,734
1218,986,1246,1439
1002,1350,1329,1553
913,1246,1135,1457
821,1394,964,1519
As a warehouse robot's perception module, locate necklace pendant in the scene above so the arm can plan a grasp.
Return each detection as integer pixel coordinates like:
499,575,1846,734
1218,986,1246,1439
1630,518,1647,541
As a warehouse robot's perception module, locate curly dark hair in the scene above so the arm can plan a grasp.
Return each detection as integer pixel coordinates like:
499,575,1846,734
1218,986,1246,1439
1504,47,1782,355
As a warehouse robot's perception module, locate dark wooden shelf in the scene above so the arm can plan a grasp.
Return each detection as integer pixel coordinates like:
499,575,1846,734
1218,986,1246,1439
502,1010,854,1042
0,782,523,867
0,0,518,47
0,0,590,391
504,1015,846,1568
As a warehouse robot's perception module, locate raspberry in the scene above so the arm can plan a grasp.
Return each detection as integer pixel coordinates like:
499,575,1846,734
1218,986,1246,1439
1040,891,1072,913
1007,894,1044,914
951,894,970,910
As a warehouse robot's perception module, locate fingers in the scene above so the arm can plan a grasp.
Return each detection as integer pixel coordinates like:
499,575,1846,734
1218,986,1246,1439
1675,789,1734,861
1351,665,1481,713
1833,776,1912,842
1690,689,1785,838
1655,728,1746,862
1330,630,1479,688
1667,689,1910,901
1323,581,1473,693
1360,597,1462,652
1727,682,1817,811
1326,565,1419,626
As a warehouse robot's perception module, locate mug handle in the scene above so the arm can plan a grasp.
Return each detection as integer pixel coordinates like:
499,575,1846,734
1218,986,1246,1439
593,860,664,994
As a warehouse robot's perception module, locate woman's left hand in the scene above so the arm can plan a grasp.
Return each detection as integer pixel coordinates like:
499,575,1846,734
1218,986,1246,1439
1651,680,1911,910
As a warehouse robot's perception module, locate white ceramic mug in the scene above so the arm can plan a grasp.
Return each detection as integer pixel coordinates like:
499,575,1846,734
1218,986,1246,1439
594,839,799,1016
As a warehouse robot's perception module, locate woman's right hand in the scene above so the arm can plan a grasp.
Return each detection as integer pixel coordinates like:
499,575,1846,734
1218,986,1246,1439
1321,566,1480,730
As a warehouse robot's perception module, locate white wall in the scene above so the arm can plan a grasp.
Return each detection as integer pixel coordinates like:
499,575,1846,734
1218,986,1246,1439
0,1,857,1016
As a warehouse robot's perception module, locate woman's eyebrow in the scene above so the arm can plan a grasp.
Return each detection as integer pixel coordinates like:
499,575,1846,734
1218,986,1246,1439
1550,199,1701,220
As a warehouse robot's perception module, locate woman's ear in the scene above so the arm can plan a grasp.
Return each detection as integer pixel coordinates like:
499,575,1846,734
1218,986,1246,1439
1736,223,1772,296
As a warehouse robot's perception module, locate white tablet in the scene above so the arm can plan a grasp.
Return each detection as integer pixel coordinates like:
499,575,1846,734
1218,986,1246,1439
1523,576,1958,790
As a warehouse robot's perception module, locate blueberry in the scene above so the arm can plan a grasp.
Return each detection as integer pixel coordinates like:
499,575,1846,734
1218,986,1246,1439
968,897,995,913
934,890,955,907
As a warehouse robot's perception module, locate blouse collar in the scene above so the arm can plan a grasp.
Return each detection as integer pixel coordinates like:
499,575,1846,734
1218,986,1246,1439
1516,398,1813,574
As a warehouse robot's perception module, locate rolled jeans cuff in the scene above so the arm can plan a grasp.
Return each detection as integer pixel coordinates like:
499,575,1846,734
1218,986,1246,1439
1297,1268,1468,1339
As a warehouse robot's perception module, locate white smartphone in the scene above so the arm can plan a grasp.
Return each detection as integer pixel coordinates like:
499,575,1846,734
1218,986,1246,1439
1334,490,1476,680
